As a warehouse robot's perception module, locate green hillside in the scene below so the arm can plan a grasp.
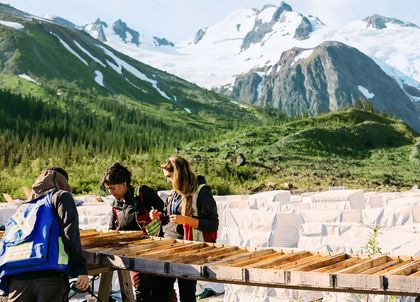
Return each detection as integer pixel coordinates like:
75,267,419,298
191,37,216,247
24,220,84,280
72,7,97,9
0,3,254,119
179,109,420,193
1,105,418,198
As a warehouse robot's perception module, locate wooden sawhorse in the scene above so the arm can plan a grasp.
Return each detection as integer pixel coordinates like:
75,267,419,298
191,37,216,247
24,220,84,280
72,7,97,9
87,265,135,302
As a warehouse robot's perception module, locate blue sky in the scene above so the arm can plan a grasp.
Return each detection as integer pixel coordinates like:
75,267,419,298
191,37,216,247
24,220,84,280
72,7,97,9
2,0,420,42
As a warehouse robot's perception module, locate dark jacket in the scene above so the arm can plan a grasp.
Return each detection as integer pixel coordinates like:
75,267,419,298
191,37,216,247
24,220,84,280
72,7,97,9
161,176,218,241
108,185,164,231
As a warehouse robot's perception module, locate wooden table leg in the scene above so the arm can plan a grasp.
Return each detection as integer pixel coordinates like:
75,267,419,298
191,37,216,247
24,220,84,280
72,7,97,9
117,269,135,302
97,270,114,302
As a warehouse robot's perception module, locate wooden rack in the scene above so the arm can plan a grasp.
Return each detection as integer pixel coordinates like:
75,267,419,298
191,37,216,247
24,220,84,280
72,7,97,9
80,230,420,297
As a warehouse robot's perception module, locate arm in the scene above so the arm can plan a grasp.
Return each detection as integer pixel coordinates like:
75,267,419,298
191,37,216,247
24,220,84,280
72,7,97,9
53,191,88,277
196,186,219,232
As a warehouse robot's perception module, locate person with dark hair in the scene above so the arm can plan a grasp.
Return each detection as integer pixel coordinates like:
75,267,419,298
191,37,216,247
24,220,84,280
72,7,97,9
1,167,88,302
152,155,218,302
101,162,164,302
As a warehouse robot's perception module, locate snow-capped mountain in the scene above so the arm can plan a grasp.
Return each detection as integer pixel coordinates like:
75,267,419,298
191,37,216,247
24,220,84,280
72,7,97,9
227,41,420,131
92,2,419,102
83,18,175,51
0,3,250,118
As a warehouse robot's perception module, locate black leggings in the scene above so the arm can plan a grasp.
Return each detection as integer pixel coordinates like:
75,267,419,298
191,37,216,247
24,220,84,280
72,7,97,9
152,275,196,302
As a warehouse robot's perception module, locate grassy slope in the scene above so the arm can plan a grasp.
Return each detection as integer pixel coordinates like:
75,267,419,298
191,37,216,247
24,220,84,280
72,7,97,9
2,108,418,199
180,109,420,194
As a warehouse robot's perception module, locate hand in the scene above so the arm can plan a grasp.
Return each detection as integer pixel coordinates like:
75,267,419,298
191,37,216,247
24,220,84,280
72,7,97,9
169,215,199,228
76,274,89,291
169,214,187,225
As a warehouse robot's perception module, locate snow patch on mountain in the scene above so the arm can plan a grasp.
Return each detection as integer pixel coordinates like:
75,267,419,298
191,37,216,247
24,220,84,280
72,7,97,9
94,70,104,87
0,20,24,30
74,41,106,67
292,49,313,66
50,32,88,65
357,85,375,99
18,74,38,84
96,44,171,100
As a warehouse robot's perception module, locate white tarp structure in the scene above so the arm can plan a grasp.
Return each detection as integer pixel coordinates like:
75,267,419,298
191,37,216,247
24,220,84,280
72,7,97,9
2,189,420,301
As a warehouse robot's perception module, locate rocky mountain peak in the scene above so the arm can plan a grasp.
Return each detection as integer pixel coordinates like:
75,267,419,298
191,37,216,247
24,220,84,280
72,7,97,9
241,2,310,50
363,14,418,29
294,16,312,40
193,28,207,44
229,41,420,132
153,36,174,47
112,19,140,46
85,18,108,42
272,2,293,22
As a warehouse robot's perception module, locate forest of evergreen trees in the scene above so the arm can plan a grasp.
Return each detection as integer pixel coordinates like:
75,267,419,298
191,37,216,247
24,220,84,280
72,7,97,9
0,88,212,170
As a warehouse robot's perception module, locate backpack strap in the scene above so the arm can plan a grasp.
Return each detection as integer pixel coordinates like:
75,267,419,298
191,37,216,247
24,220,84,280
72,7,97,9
132,185,154,232
192,184,207,217
133,185,146,213
191,184,207,242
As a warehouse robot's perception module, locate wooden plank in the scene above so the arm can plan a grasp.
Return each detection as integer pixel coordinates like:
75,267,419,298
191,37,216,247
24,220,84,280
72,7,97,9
335,255,389,274
2,193,13,203
246,268,287,285
231,250,280,267
209,249,275,266
289,254,347,272
132,257,167,275
85,238,157,253
83,250,100,265
190,248,248,265
335,256,390,291
107,239,177,256
169,262,203,279
384,260,420,276
101,253,133,270
205,250,275,281
411,271,420,277
158,246,220,262
80,229,104,238
288,270,333,288
117,269,135,302
97,270,114,302
251,251,313,269
336,273,384,291
362,258,402,275
204,264,243,281
139,243,207,259
313,257,361,273
121,241,184,257
386,275,420,293
287,254,347,288
82,232,145,249
275,254,322,270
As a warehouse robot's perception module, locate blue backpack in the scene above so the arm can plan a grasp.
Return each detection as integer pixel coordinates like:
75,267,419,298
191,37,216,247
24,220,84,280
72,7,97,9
0,190,69,293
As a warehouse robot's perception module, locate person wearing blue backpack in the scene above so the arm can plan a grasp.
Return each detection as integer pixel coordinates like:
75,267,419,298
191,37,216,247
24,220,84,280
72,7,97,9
0,167,88,302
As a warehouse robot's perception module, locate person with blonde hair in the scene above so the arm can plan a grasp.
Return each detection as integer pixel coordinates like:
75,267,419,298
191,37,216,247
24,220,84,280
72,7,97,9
152,155,218,302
